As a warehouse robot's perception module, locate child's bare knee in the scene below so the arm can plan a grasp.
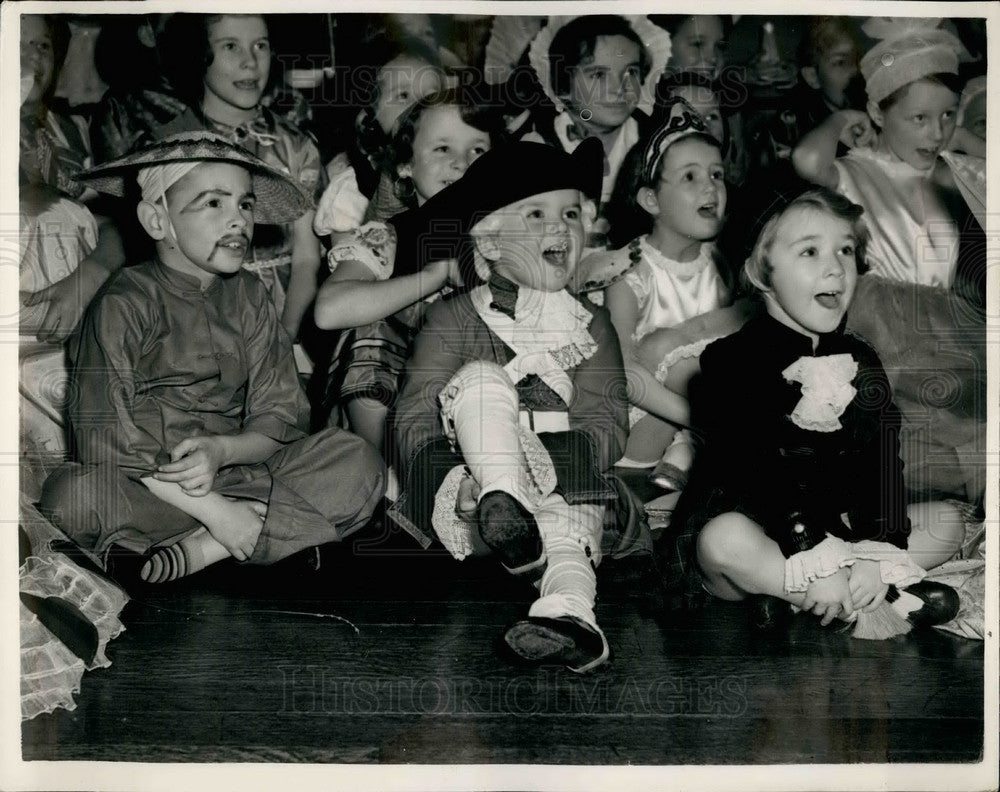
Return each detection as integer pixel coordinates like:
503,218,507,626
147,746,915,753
696,512,759,574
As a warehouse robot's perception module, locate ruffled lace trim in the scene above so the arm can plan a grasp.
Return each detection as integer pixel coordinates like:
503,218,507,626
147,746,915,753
654,335,724,383
470,285,597,400
782,353,858,432
430,428,559,562
784,535,854,593
850,540,927,587
20,554,128,721
431,465,479,561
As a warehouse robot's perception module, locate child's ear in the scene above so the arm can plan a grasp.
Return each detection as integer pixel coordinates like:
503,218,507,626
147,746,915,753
866,100,883,128
800,66,821,91
636,186,660,217
136,200,168,241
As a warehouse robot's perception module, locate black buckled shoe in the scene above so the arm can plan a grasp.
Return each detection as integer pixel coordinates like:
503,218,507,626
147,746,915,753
749,594,793,632
477,491,543,572
888,581,961,628
503,615,611,674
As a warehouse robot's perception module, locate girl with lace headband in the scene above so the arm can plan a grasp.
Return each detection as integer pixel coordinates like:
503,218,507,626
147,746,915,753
521,15,671,247
575,97,733,493
154,13,325,345
659,186,963,637
791,17,985,292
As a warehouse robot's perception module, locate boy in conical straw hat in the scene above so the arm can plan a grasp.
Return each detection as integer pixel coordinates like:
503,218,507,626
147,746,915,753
41,132,386,583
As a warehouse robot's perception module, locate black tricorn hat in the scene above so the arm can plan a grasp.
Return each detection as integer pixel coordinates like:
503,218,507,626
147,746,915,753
391,138,604,267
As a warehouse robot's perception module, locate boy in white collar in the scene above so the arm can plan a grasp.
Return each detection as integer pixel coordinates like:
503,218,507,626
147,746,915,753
41,132,385,583
390,139,632,673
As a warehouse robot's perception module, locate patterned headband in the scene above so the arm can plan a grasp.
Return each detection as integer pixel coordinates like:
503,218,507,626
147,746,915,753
640,97,710,183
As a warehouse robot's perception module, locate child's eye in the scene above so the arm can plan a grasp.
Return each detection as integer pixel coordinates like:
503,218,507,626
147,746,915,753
800,247,817,257
434,145,450,154
564,208,580,220
911,114,925,123
526,209,545,220
254,40,270,52
710,168,725,181
205,198,221,208
221,42,237,51
682,171,696,182
240,199,256,211
471,145,488,157
942,110,956,121
839,244,855,256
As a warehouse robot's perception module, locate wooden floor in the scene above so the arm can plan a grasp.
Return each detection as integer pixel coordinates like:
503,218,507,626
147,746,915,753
22,507,985,766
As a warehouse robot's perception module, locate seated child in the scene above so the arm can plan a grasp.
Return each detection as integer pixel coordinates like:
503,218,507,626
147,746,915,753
39,132,386,583
663,186,963,634
523,15,671,245
580,98,732,492
649,14,748,185
155,13,325,344
791,17,984,291
19,14,125,465
313,34,446,234
390,139,630,673
762,16,862,166
314,88,505,459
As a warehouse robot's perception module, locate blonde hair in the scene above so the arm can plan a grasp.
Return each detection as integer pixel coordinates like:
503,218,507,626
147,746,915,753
742,188,870,295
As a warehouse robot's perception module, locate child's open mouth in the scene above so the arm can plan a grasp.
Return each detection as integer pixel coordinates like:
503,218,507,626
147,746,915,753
697,203,718,219
814,291,842,310
542,241,569,267
233,79,259,92
216,235,249,256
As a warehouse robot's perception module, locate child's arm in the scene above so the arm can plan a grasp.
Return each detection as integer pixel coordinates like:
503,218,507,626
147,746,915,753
71,291,169,473
605,278,691,427
314,256,458,330
279,210,323,341
791,109,874,190
242,276,313,441
21,213,125,343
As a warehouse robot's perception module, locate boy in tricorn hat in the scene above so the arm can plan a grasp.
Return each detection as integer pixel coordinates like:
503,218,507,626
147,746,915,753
390,139,634,673
41,132,385,583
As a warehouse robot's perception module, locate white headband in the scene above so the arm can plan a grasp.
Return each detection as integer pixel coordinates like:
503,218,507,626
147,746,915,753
136,162,201,204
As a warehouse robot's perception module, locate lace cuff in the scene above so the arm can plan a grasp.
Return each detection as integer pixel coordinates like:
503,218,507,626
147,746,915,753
326,221,396,280
784,535,854,593
849,540,927,587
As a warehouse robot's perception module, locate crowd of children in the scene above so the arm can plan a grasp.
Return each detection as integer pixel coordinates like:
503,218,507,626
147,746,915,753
20,11,987,672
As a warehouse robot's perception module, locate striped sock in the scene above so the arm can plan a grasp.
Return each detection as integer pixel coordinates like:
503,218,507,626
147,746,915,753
140,537,206,583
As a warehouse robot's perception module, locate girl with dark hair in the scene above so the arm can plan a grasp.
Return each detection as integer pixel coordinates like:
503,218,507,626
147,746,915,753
521,15,671,245
577,98,731,492
313,88,506,467
153,13,325,344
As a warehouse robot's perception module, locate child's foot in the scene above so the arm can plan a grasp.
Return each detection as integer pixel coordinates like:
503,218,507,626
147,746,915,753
503,616,611,674
140,527,230,583
888,582,960,627
203,497,266,561
477,491,542,572
648,459,688,492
